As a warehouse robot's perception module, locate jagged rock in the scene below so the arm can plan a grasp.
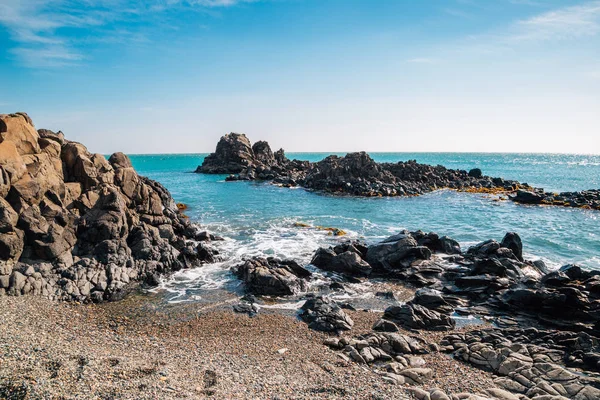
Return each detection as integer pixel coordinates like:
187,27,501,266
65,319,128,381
232,256,310,296
0,112,217,302
196,135,599,209
300,296,353,332
442,328,600,400
197,133,256,174
511,190,545,205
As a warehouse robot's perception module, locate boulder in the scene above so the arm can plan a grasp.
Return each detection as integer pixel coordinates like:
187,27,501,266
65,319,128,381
383,303,456,331
313,250,372,277
232,257,310,296
300,296,354,332
366,233,431,271
501,232,523,262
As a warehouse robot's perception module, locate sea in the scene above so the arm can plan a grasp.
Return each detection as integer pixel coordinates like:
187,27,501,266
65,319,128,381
127,152,600,303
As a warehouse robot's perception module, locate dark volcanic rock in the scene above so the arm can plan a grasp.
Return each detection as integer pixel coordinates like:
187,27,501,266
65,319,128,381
300,296,354,332
196,135,536,199
0,112,216,302
232,256,310,296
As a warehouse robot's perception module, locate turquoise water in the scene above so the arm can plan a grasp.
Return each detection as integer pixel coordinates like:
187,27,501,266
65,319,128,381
127,152,599,300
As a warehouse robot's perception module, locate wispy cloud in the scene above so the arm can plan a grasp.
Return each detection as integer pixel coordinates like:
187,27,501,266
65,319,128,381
0,0,260,68
510,1,600,42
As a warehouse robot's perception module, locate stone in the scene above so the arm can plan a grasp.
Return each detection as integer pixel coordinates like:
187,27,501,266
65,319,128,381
383,303,456,331
300,296,354,332
316,250,372,277
232,257,309,296
366,233,431,271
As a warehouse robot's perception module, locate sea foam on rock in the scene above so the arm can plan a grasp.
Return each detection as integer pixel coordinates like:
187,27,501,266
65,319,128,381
0,112,216,302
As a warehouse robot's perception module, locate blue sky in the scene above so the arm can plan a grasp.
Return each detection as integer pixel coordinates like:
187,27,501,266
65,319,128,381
0,0,599,154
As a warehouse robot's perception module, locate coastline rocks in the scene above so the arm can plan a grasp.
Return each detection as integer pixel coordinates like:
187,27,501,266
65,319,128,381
442,328,600,400
300,296,354,332
512,189,600,211
232,256,310,296
0,112,216,302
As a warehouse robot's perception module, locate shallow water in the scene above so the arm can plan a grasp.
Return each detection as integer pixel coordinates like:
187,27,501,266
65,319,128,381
128,152,600,303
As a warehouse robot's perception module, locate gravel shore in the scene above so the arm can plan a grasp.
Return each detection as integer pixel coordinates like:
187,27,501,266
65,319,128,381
0,294,496,399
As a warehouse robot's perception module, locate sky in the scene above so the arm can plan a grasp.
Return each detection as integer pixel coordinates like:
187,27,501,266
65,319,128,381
0,0,599,154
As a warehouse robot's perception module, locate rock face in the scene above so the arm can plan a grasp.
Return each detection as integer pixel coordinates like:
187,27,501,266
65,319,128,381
197,134,600,210
196,133,293,178
0,112,215,302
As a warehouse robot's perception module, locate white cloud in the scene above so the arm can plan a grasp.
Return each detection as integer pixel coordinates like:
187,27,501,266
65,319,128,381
510,1,600,42
0,0,260,68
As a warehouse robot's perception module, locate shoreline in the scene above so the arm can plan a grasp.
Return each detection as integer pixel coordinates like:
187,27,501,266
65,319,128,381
0,294,497,400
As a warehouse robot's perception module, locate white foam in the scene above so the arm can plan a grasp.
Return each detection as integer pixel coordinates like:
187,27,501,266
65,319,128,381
159,218,362,302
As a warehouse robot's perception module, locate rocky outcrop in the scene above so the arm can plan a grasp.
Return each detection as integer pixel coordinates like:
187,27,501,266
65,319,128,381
197,134,600,210
232,256,311,296
0,112,216,302
196,133,295,179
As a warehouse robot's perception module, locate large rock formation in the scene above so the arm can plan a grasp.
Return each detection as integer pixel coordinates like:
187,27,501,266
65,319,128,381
196,134,600,210
0,112,215,302
196,134,529,198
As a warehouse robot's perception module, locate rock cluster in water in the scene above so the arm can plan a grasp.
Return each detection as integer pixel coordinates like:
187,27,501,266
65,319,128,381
0,112,217,302
197,133,600,210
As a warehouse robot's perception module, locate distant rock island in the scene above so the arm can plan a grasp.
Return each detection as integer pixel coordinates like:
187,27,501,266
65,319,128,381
197,133,600,210
0,112,217,302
